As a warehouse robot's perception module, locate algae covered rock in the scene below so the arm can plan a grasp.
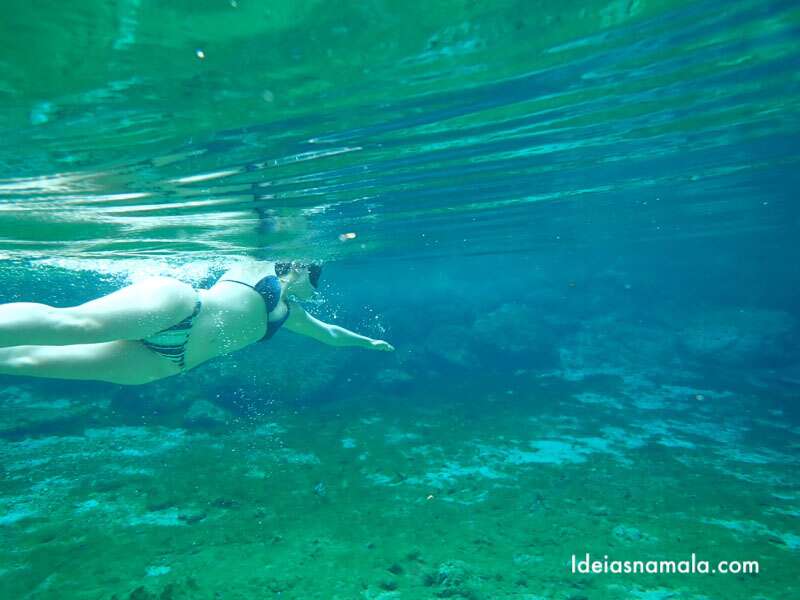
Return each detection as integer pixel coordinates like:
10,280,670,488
423,302,561,371
678,308,796,368
423,560,482,599
184,331,349,415
375,368,414,390
558,316,678,374
424,325,479,368
0,384,108,436
473,302,556,355
612,524,643,542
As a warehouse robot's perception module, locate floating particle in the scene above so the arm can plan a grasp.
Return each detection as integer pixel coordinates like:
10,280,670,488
230,0,238,7
338,232,357,241
695,394,705,401
426,495,434,501
195,48,205,60
262,90,274,103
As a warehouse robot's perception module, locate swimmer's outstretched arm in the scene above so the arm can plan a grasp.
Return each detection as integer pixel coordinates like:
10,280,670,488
283,303,394,351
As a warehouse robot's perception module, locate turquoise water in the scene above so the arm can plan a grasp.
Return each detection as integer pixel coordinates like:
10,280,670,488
1,0,799,598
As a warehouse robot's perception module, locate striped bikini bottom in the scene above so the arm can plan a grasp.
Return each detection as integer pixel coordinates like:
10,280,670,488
141,299,202,369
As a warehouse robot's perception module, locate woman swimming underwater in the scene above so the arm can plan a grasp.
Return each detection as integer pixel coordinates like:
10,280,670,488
0,260,394,385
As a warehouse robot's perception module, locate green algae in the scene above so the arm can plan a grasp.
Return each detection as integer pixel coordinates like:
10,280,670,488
1,371,797,599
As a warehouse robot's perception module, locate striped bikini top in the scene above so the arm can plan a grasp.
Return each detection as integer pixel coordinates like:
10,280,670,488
220,275,290,341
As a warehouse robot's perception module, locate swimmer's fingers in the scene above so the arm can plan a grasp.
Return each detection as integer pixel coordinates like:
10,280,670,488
369,339,395,352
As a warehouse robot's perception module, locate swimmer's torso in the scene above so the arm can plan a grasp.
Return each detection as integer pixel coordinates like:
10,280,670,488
181,262,290,369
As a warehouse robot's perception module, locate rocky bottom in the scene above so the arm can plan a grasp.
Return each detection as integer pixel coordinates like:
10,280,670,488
1,368,798,599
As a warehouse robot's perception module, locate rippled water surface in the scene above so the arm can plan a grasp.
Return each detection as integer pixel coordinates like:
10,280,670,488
1,0,798,263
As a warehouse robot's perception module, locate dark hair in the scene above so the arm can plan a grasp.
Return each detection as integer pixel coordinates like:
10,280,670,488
275,261,322,289
307,263,322,288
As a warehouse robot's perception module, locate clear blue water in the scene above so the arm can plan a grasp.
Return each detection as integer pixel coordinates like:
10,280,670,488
0,0,799,598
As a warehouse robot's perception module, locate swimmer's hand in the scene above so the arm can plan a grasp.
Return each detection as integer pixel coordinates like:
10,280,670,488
369,339,395,352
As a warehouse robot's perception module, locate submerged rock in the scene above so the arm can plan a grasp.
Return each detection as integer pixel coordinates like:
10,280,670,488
473,302,556,356
177,511,206,525
559,316,678,374
423,560,482,599
678,308,796,368
145,565,171,577
612,524,645,543
424,325,478,368
192,332,348,414
375,368,414,390
0,385,108,436
183,400,229,428
127,587,155,600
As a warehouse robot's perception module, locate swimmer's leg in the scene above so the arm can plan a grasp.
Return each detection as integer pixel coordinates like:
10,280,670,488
0,341,179,385
0,277,197,348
